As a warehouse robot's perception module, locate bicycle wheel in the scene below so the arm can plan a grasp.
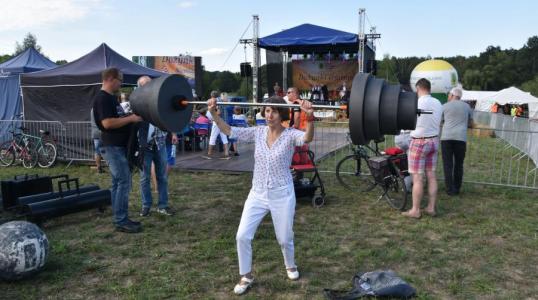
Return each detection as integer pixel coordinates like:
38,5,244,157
0,141,16,167
21,147,38,169
384,175,408,211
37,142,57,168
336,154,376,192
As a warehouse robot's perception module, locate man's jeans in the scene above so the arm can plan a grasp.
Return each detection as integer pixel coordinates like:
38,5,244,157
441,140,467,193
140,146,169,209
100,146,131,225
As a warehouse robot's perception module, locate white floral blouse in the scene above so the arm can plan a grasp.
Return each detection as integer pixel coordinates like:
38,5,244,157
230,126,306,189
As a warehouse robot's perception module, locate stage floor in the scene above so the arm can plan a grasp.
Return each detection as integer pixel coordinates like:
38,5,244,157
174,126,349,172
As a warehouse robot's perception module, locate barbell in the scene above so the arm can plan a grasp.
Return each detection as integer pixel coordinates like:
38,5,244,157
130,73,424,145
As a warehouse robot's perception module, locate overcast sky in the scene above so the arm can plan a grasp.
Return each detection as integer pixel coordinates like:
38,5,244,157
1,0,537,72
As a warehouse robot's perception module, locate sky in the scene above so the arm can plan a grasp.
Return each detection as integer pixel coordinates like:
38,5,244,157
1,0,537,72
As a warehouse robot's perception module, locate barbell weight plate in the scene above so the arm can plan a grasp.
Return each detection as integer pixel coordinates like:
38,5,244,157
397,90,418,130
363,77,384,141
349,73,370,145
379,84,400,135
130,74,193,133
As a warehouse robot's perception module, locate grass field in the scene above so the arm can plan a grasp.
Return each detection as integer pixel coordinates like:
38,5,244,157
1,160,537,299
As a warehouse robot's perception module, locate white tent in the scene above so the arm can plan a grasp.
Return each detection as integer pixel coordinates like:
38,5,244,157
461,90,497,101
475,86,538,118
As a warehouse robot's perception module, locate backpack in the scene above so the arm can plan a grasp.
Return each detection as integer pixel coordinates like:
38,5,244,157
324,270,416,299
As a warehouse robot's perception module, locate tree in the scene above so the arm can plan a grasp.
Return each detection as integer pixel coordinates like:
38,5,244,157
14,33,42,55
376,54,399,84
521,76,538,97
0,54,12,64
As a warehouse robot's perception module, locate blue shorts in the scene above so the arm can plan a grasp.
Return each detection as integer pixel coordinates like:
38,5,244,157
166,144,175,166
93,139,102,156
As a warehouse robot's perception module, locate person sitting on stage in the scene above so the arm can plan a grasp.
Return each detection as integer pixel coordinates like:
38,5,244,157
207,96,314,295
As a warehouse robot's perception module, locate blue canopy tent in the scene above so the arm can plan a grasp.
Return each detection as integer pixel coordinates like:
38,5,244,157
0,48,57,141
257,23,375,98
21,43,165,122
259,23,363,53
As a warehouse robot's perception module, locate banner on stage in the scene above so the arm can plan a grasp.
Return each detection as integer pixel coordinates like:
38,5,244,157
133,55,196,88
292,60,358,91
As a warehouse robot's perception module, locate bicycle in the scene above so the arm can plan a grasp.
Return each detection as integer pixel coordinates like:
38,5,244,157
336,133,409,210
0,118,57,168
34,129,57,168
0,127,39,168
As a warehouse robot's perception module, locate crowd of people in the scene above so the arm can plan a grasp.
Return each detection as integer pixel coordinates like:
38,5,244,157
90,67,476,294
91,67,316,294
491,102,527,118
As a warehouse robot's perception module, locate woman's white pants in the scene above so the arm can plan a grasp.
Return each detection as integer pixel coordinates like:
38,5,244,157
209,124,228,145
236,184,296,275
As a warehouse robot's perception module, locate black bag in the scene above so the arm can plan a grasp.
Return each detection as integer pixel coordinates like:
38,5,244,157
324,270,416,299
126,122,145,171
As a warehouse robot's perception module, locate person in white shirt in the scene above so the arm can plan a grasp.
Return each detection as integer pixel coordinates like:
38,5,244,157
402,78,443,219
205,90,230,159
207,96,314,295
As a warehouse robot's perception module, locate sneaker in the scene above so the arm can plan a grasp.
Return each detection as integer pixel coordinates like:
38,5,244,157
140,207,151,217
234,152,240,156
234,277,254,295
115,222,142,233
287,269,300,280
156,207,175,216
203,153,214,160
219,155,232,160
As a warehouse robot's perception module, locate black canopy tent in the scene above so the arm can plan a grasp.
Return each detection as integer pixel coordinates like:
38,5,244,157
21,43,166,122
257,23,375,97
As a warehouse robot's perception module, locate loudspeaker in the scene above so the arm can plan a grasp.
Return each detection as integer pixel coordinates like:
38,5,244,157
367,60,378,75
240,63,252,77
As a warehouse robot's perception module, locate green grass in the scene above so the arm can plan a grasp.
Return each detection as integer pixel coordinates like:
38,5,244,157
1,160,537,299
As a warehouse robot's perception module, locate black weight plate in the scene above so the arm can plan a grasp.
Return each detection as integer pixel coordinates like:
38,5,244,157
397,91,418,130
130,74,193,132
379,84,400,135
363,77,384,141
363,77,384,140
349,73,370,145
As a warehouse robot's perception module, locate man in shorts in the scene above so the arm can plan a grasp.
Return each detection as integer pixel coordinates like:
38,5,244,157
402,78,443,219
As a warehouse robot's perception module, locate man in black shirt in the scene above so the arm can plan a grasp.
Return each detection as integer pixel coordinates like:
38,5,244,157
93,68,143,233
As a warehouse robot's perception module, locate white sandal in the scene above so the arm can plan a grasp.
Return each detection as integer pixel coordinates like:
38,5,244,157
234,277,254,295
287,269,300,280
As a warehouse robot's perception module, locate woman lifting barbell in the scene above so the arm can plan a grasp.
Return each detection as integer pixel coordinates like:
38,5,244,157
207,95,314,295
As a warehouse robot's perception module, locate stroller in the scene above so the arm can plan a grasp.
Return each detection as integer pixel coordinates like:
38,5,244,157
291,145,326,207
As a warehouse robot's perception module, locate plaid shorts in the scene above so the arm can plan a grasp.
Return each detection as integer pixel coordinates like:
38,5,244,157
408,138,439,174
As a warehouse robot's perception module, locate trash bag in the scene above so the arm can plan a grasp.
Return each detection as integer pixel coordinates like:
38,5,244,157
324,270,416,299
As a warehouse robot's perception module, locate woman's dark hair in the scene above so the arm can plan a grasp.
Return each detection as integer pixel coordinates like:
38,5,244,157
261,96,290,121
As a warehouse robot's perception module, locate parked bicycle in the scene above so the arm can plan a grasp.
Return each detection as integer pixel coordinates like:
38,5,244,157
335,133,409,210
0,117,57,168
0,127,39,168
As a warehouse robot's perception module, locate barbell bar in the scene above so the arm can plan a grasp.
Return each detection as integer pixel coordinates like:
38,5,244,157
185,101,431,116
130,73,429,145
187,100,347,110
